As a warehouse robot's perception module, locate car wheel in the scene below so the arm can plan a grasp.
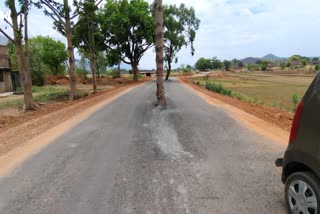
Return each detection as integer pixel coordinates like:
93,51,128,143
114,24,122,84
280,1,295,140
285,171,320,214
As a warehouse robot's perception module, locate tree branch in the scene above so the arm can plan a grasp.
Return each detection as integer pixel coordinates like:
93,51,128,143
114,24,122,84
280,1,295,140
0,28,14,43
4,18,20,34
120,56,131,64
40,0,65,24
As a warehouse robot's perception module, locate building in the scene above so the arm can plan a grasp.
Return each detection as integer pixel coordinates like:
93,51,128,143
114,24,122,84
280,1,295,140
140,70,155,77
0,45,13,93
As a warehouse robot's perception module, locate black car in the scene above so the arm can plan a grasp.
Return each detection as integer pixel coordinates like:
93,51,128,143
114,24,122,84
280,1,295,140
276,72,320,214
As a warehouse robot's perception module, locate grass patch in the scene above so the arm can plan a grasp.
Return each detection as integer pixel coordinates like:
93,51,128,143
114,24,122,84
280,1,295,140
193,71,313,112
0,85,89,110
205,81,231,95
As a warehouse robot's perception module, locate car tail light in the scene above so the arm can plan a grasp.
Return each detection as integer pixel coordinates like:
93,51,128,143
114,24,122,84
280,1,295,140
289,101,304,143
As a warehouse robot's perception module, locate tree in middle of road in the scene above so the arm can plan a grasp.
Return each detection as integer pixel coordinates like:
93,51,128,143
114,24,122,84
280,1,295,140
154,0,166,107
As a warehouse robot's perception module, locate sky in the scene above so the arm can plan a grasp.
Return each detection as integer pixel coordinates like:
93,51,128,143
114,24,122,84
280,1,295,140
1,0,320,69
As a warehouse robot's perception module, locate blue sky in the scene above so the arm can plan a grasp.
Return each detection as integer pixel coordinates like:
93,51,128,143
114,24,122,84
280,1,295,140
1,0,320,69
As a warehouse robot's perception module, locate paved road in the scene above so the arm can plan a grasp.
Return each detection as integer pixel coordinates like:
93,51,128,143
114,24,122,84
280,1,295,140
0,80,287,213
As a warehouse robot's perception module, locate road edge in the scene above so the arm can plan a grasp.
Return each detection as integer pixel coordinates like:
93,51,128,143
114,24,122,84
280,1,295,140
178,78,289,146
0,82,145,177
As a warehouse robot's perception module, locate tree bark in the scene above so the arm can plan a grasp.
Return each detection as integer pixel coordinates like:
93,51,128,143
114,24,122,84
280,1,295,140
117,62,121,78
154,0,166,106
64,0,77,100
132,63,139,81
165,59,171,80
8,0,36,110
23,0,36,110
89,47,97,93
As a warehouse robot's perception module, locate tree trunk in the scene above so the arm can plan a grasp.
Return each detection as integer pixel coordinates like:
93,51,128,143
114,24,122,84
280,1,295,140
64,0,77,100
165,60,171,80
9,0,36,110
89,47,97,93
23,1,36,110
154,0,166,107
54,66,58,75
132,63,139,81
118,62,121,78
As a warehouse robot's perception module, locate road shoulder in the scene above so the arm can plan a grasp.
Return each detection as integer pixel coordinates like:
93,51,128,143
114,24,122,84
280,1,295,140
0,82,145,177
178,77,289,145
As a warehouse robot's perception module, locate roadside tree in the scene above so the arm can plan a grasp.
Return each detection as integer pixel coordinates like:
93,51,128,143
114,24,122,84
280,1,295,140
163,3,200,80
0,0,37,110
73,0,104,93
99,0,154,81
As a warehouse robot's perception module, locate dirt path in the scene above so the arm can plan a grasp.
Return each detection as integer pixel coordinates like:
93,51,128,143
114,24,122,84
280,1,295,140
179,77,290,145
0,81,147,158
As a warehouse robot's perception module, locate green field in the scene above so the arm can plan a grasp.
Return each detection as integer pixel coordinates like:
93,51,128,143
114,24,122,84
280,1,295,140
193,72,315,112
0,85,93,110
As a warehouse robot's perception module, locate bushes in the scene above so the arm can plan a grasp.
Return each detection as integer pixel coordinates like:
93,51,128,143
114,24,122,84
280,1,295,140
204,81,260,104
205,81,232,96
107,69,120,79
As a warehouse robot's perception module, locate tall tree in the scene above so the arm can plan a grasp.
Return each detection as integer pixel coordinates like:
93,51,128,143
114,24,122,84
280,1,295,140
154,0,166,106
0,0,37,110
74,0,104,93
37,0,80,99
95,51,110,77
99,0,154,81
163,4,200,80
195,57,212,71
8,36,67,85
31,36,67,75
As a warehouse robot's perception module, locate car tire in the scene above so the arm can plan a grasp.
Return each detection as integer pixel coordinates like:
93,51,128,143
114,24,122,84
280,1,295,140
285,171,320,214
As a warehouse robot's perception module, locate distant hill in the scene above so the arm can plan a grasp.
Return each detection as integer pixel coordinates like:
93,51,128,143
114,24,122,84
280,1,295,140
261,54,286,61
0,35,8,45
241,54,287,65
241,57,260,65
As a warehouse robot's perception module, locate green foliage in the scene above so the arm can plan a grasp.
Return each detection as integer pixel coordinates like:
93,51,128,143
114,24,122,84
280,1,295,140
205,81,232,96
315,64,320,70
96,52,110,76
292,93,299,105
211,57,222,69
286,61,292,67
107,69,120,79
223,60,231,71
260,61,269,71
8,36,67,85
289,55,303,68
280,62,286,70
8,42,18,71
246,64,259,71
99,0,154,72
76,55,88,79
232,59,244,69
163,3,200,75
301,59,308,67
73,0,105,63
195,58,212,71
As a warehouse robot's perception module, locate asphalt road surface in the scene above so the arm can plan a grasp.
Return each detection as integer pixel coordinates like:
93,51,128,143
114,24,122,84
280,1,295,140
0,80,287,213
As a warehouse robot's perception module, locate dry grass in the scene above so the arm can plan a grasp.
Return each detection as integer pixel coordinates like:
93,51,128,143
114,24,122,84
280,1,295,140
193,71,315,112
